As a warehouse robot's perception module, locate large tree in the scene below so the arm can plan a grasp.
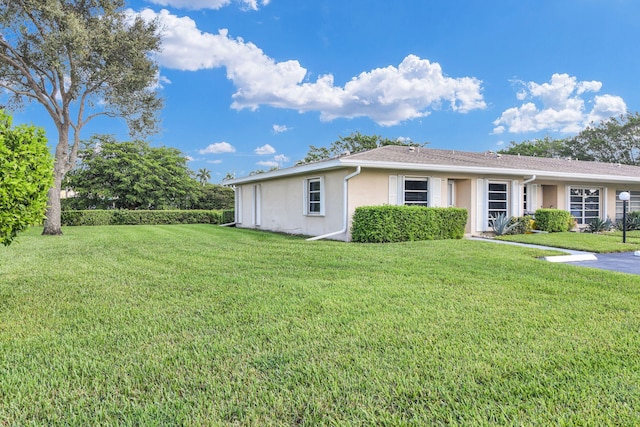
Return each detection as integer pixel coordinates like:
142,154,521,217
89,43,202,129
498,136,570,158
299,131,428,164
566,112,640,165
0,111,53,246
63,135,198,210
0,0,162,234
499,113,640,165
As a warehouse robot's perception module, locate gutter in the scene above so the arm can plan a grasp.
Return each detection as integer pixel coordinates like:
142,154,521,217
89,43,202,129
522,175,536,184
307,166,362,241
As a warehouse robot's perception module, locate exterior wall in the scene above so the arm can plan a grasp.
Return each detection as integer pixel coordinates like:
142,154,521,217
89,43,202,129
233,166,640,241
235,169,347,239
454,179,473,234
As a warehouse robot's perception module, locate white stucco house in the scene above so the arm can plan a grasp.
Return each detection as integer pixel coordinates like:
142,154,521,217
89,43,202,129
224,145,640,241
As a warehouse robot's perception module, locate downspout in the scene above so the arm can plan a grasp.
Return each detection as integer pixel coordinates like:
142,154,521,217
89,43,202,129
307,166,362,241
522,175,536,185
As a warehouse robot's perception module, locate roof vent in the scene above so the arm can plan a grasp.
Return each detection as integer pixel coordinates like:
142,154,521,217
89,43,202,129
409,146,415,152
342,150,350,156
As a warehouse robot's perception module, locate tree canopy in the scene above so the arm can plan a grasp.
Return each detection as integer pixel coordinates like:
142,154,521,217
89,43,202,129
300,131,428,164
499,113,640,165
0,0,163,234
0,111,53,246
63,136,198,210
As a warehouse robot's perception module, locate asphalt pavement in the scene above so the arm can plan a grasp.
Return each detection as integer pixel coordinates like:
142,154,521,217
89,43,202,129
470,237,640,276
564,251,640,275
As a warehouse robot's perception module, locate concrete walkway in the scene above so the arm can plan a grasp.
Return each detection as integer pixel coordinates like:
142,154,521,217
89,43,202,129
469,237,640,276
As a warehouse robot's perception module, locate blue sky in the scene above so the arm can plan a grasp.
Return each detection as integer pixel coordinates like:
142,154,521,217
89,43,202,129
12,0,640,181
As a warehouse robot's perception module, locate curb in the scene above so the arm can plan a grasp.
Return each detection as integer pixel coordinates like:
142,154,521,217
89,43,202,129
544,254,598,263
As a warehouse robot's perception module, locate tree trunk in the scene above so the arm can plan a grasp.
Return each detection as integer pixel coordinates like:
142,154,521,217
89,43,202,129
42,129,70,236
42,171,64,235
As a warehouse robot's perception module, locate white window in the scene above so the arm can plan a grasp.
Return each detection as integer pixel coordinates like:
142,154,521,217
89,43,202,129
615,190,640,219
488,181,509,220
403,177,429,206
304,177,324,216
570,187,601,225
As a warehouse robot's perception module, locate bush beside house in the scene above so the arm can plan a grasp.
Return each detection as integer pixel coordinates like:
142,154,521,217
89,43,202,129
62,209,234,226
351,206,468,243
534,209,574,232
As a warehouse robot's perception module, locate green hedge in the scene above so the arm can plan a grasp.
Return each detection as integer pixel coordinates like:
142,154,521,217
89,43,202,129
351,206,468,243
62,209,235,226
534,209,574,232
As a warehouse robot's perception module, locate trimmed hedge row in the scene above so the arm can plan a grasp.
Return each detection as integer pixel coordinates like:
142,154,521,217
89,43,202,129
61,209,235,226
534,208,574,232
351,205,468,243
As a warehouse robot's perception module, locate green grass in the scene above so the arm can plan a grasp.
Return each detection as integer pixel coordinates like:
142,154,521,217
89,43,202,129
1,225,640,425
497,230,640,253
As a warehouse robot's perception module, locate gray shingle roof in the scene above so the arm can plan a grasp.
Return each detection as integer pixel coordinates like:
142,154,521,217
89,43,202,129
343,145,640,178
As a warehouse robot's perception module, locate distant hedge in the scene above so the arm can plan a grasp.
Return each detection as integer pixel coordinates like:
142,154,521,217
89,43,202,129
351,206,468,243
534,209,574,232
61,209,235,226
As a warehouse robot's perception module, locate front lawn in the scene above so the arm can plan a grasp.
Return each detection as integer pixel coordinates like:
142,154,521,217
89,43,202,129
1,226,639,425
497,230,640,253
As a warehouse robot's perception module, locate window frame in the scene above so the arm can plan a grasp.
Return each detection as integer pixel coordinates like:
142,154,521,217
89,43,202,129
487,180,509,221
402,176,429,207
615,190,640,220
304,176,325,216
569,187,601,225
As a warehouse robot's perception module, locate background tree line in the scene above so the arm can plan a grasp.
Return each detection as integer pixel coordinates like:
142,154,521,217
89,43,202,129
63,135,233,211
498,113,640,165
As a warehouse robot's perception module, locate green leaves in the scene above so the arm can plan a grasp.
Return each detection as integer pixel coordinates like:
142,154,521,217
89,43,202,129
499,113,640,166
0,111,53,246
351,205,467,243
300,131,428,163
63,135,198,210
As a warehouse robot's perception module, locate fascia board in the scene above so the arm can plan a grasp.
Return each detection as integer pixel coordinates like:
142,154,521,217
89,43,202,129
226,157,640,186
338,159,640,184
224,159,343,185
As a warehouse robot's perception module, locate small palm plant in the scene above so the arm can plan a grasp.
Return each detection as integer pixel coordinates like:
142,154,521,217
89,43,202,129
490,213,518,236
586,217,613,233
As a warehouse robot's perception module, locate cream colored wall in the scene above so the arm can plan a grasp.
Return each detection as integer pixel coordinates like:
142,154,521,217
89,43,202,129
346,169,473,236
454,179,473,234
235,169,347,239
236,167,640,240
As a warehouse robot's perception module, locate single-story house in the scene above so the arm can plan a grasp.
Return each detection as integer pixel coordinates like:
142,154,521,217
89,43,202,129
225,145,640,241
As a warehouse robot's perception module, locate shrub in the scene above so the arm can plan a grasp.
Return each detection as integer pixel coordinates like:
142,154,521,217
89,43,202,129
614,211,640,232
534,209,574,232
61,209,235,226
511,215,534,234
350,206,467,243
585,217,613,233
490,213,518,236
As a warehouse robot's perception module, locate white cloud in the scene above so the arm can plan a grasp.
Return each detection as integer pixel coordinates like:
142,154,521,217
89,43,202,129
146,0,269,11
257,160,279,168
256,154,289,168
139,9,486,126
274,154,289,163
198,141,236,154
207,159,223,164
185,155,194,161
493,73,626,134
272,124,290,134
255,144,276,155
